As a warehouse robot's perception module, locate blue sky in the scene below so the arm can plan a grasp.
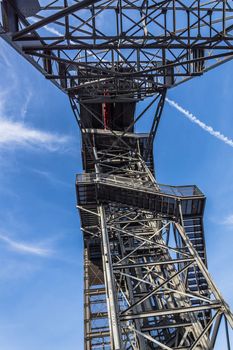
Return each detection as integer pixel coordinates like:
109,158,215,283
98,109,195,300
0,38,233,349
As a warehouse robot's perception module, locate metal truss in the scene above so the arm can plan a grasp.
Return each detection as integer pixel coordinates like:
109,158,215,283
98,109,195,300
76,141,233,349
2,1,233,101
99,206,232,349
70,90,166,175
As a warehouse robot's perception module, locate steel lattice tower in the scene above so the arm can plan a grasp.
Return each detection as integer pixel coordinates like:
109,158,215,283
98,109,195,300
1,1,233,349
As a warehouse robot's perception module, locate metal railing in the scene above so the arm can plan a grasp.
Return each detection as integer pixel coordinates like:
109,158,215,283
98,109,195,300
76,173,204,199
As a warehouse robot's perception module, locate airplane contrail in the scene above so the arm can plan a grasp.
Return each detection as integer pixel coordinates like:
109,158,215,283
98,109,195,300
166,97,233,148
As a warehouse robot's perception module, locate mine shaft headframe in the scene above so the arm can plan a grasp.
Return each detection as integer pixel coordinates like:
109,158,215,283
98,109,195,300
1,0,233,102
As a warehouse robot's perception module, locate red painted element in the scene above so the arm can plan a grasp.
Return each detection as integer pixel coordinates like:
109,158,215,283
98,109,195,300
103,90,110,129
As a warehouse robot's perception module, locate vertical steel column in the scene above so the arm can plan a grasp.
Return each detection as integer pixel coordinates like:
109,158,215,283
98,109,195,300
99,205,122,350
94,144,122,349
84,246,91,350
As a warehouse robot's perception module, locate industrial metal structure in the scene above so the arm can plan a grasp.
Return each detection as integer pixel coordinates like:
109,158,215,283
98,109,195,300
1,1,233,349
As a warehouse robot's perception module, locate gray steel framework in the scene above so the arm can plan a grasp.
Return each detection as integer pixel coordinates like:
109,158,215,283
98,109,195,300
1,1,233,349
75,113,233,349
2,1,233,101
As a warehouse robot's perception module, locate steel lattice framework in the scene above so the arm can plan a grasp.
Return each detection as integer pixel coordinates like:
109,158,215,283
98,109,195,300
1,1,233,349
2,0,233,101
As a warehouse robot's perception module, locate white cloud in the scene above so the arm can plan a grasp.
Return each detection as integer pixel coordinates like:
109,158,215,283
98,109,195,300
166,97,233,148
30,17,63,36
44,24,63,37
31,168,72,188
223,214,233,226
0,47,13,68
20,90,33,119
0,118,69,151
0,234,52,256
0,42,70,153
0,49,18,95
